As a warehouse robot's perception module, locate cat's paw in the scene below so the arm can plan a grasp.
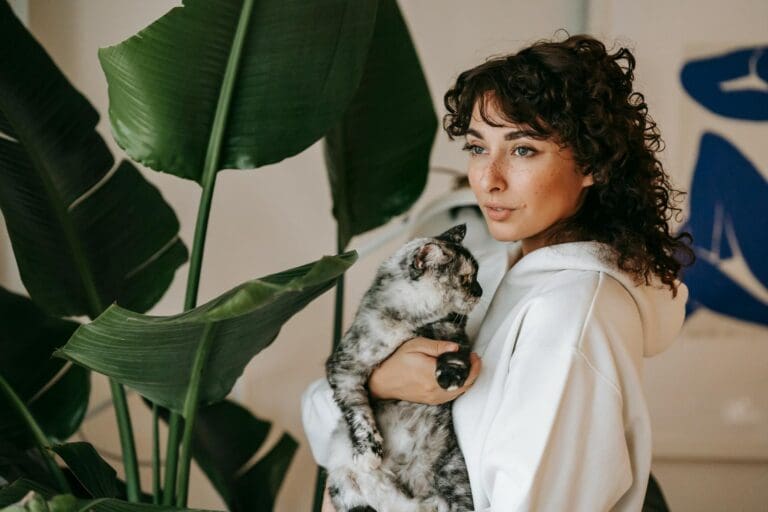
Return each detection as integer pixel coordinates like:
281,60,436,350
435,350,471,391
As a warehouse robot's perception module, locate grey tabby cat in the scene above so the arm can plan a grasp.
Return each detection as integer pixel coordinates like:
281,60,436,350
325,224,482,512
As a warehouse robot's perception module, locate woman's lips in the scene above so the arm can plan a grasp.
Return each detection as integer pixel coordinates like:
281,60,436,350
484,205,515,221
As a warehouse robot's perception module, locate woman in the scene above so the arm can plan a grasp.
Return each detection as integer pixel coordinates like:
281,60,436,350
303,34,694,511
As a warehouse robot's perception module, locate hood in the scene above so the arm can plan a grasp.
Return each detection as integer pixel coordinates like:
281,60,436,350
505,241,689,357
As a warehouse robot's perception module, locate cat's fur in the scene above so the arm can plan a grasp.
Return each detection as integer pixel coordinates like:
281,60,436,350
325,224,482,512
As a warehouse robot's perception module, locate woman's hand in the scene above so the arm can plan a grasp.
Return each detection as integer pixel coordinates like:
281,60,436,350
368,337,482,405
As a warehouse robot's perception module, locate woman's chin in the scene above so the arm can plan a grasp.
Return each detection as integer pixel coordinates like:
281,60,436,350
486,222,523,243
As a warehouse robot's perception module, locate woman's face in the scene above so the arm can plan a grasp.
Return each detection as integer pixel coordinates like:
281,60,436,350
465,96,594,255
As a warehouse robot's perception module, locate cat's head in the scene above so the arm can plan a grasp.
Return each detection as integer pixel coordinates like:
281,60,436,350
379,223,483,320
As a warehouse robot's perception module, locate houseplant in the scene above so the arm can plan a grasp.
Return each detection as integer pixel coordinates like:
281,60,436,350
0,0,435,510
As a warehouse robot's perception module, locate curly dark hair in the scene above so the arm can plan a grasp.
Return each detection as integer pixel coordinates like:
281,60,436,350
443,33,695,296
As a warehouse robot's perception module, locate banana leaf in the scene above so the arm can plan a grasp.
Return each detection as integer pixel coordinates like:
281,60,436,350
99,0,378,182
0,288,88,449
0,446,57,495
231,434,296,512
153,400,296,511
0,1,187,319
324,0,436,249
56,252,357,412
0,479,56,509
0,481,217,511
52,443,119,499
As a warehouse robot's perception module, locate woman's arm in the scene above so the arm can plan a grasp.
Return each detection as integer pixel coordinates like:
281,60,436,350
368,337,482,403
300,337,482,467
300,378,340,468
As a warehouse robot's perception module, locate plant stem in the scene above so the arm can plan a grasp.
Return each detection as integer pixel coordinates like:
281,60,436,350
152,404,161,504
312,231,346,511
332,229,347,349
161,41,222,504
312,467,328,512
165,0,256,507
110,381,140,502
162,412,182,506
0,372,71,493
332,243,345,350
175,324,216,506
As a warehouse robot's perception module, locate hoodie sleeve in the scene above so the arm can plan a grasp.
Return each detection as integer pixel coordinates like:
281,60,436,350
475,285,637,511
300,377,341,468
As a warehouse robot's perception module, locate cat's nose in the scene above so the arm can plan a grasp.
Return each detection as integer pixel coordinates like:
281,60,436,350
470,281,483,297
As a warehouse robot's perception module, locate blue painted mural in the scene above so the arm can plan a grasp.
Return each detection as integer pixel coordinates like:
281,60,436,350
679,46,768,326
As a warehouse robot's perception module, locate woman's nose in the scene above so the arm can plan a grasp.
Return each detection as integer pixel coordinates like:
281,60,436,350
479,156,507,193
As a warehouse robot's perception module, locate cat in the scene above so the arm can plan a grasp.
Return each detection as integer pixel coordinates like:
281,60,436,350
325,223,482,512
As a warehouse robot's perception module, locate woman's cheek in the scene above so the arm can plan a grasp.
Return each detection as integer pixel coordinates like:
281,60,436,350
467,164,484,195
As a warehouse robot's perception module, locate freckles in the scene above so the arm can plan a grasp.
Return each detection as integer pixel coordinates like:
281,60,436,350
529,180,548,197
532,169,561,196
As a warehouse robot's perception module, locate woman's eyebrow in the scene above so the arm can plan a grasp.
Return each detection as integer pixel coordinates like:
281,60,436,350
466,128,535,140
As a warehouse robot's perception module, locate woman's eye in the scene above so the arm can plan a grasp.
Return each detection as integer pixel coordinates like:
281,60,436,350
462,143,485,156
513,146,535,157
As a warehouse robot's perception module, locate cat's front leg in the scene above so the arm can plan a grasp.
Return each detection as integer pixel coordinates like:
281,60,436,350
435,346,471,391
327,363,385,468
327,322,413,469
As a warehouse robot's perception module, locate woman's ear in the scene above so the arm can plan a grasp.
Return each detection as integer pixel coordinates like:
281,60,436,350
582,172,595,188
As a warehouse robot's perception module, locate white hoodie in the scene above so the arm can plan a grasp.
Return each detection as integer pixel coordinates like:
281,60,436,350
301,189,688,512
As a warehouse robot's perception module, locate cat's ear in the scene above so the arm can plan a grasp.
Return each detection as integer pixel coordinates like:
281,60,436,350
410,243,447,279
436,223,466,244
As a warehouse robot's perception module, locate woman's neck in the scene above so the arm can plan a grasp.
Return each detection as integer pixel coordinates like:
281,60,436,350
507,244,524,270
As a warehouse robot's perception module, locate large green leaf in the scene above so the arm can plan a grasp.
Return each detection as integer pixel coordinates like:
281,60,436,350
182,401,268,505
99,0,378,182
0,450,57,498
231,434,296,512
52,443,119,499
0,2,188,318
0,288,89,449
56,252,357,412
324,0,436,249
0,481,217,511
75,501,217,512
0,479,57,509
153,400,295,511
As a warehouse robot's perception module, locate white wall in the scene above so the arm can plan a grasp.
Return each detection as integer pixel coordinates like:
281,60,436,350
1,1,765,510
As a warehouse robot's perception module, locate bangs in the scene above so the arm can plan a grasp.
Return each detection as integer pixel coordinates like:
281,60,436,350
475,89,551,140
443,57,555,140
